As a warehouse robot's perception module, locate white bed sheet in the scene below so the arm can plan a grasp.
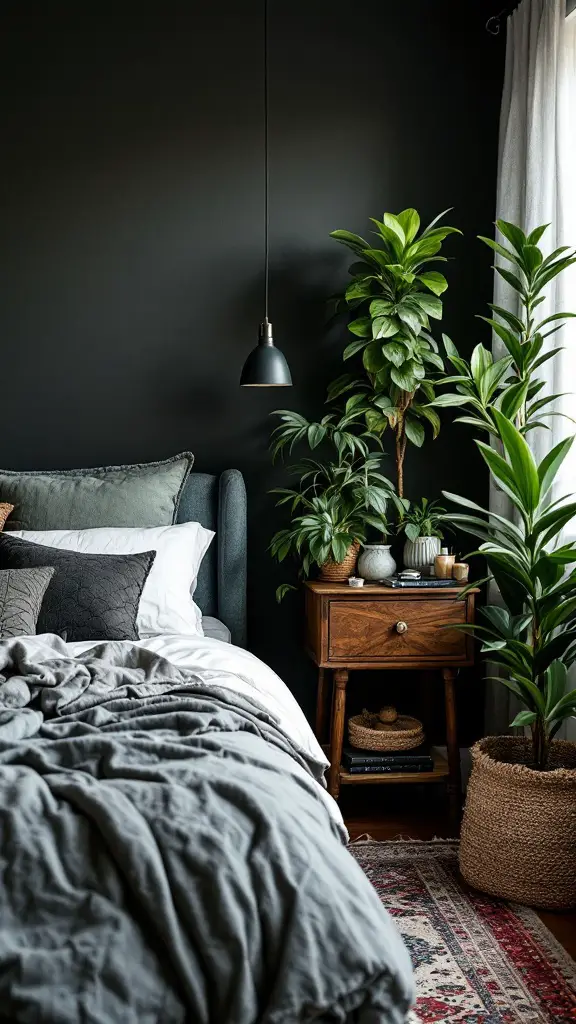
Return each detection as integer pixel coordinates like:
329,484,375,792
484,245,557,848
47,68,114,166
201,616,231,643
63,632,344,830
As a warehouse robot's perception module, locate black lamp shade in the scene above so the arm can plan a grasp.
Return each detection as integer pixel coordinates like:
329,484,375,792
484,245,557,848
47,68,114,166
240,320,292,387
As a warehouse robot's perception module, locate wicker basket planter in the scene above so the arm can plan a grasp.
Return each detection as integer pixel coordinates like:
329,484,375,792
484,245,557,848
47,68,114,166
318,540,360,582
459,736,576,909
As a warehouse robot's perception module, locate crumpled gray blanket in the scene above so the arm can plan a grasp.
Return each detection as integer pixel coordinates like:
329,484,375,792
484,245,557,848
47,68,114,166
0,636,413,1023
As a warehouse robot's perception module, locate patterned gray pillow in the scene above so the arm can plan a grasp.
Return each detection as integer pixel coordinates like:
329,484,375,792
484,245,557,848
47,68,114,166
0,566,55,638
0,535,155,643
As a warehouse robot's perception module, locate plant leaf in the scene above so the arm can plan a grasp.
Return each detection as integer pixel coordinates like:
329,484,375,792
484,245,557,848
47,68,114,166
509,710,538,727
416,271,448,296
373,315,402,339
330,229,370,250
428,394,475,407
396,208,420,244
390,365,417,391
478,235,519,264
409,293,443,319
383,212,406,247
538,435,575,498
492,408,540,513
343,338,370,360
382,341,408,368
526,224,549,246
404,417,425,447
495,265,526,294
496,219,527,254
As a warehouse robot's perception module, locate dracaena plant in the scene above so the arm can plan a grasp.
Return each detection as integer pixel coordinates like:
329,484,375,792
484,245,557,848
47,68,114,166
429,222,576,435
442,410,576,770
328,208,461,496
269,409,398,601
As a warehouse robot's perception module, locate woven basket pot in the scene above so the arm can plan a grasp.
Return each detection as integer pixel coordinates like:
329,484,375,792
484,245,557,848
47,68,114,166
318,540,360,582
459,736,576,909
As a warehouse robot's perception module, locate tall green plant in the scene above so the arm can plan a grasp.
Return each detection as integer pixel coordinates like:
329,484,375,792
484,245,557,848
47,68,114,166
437,220,576,770
429,222,576,435
329,208,461,496
444,412,576,770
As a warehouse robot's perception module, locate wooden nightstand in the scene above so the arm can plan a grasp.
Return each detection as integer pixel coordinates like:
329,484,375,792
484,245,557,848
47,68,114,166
304,581,477,822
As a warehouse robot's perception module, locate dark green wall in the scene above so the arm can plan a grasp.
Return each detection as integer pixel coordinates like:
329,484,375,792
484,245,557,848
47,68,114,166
0,3,505,726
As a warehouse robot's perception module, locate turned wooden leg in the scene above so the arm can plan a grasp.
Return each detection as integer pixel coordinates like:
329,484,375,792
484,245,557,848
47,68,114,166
315,667,328,743
328,669,348,799
443,667,462,831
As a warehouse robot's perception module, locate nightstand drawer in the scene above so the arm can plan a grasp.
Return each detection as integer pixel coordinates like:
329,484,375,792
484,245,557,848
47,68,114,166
327,598,467,662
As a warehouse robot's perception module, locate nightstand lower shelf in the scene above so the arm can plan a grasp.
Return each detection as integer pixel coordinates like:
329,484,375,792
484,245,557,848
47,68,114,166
339,752,449,786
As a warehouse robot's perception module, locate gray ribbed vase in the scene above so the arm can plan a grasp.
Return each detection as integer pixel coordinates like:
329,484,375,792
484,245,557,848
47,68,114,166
403,536,441,573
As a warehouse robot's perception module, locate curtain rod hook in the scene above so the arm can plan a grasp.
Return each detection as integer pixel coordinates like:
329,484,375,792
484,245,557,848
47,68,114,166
486,13,503,35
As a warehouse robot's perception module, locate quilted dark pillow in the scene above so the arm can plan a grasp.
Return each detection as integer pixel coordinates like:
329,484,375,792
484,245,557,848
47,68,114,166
0,566,55,638
0,535,155,643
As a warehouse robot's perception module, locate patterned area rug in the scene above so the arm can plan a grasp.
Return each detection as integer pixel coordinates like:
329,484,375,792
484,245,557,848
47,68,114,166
349,839,576,1023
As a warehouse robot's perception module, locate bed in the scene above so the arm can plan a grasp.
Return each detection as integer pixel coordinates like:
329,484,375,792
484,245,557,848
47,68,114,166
0,466,413,1023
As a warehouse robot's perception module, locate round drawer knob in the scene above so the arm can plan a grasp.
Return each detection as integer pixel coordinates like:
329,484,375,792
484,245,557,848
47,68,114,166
395,620,408,634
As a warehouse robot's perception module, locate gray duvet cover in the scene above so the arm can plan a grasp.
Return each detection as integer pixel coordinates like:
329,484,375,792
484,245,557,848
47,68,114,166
0,637,413,1023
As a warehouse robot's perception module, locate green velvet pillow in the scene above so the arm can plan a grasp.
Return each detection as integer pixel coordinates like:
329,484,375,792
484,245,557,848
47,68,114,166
0,453,194,531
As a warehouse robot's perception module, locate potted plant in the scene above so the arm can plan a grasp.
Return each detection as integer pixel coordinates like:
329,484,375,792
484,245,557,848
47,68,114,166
396,497,447,572
329,208,461,496
437,221,576,908
269,408,398,599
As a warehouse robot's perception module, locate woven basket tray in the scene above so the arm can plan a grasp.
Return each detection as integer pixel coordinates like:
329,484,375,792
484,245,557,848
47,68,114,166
348,712,425,751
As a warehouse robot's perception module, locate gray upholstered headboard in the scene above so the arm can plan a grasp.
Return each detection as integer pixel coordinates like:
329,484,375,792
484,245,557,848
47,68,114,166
176,469,247,647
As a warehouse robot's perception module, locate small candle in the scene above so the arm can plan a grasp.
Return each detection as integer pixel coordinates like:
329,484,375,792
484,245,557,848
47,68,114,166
453,562,469,582
434,548,455,579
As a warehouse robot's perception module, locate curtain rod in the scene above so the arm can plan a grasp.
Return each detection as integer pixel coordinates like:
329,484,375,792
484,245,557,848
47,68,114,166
487,0,575,33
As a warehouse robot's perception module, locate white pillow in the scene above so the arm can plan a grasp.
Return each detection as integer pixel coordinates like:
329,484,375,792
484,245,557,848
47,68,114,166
10,522,214,638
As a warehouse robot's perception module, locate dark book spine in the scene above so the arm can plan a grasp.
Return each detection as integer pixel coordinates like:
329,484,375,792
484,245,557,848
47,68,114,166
344,754,432,767
346,762,432,775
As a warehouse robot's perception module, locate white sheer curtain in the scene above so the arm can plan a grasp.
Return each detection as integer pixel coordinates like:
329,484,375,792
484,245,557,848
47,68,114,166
486,0,576,737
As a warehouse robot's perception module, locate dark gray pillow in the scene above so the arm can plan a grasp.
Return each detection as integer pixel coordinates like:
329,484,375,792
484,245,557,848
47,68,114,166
0,452,194,531
0,566,55,638
0,535,155,643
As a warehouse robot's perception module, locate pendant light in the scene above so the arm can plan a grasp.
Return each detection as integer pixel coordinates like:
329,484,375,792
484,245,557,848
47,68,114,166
240,0,292,387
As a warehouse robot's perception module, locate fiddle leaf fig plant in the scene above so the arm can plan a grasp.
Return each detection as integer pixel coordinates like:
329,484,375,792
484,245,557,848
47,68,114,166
329,208,461,496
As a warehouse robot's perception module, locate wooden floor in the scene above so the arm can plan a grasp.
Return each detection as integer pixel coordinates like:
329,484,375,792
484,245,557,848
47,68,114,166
341,787,576,961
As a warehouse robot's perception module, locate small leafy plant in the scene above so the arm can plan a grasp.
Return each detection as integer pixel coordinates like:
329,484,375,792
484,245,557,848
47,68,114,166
329,208,461,496
397,497,447,543
269,409,398,601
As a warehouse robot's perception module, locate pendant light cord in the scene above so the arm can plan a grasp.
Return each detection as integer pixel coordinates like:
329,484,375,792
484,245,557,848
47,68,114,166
264,0,269,321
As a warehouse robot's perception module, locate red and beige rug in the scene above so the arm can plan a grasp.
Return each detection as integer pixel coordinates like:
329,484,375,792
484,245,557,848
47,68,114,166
350,839,576,1023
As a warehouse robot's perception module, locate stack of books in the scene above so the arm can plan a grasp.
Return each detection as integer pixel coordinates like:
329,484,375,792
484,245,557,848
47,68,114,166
343,744,434,774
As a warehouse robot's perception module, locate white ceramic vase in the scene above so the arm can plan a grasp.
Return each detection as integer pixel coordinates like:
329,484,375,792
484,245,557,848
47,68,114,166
357,543,396,581
403,535,441,573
